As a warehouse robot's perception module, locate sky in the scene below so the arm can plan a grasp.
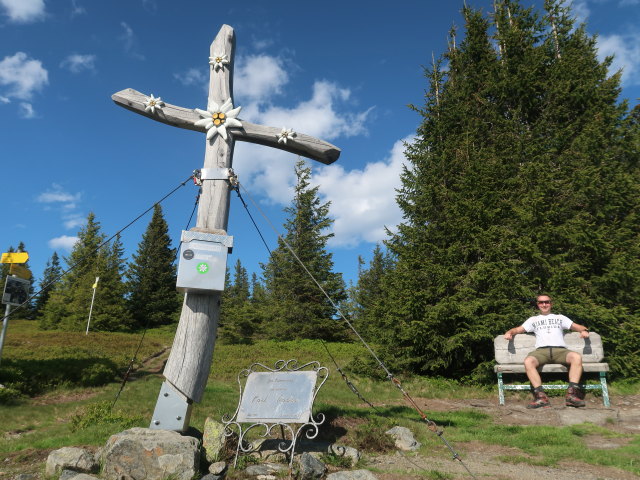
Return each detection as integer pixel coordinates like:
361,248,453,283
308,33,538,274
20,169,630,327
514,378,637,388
1,0,640,293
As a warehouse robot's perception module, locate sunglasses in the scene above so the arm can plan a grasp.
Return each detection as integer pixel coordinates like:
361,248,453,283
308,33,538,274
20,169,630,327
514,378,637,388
537,300,551,305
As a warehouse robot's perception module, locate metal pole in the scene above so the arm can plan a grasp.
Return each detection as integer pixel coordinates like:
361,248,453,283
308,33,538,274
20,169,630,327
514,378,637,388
85,277,99,335
0,303,10,366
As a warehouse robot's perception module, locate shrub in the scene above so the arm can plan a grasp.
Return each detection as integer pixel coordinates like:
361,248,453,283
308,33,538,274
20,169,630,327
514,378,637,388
70,401,143,432
351,418,395,453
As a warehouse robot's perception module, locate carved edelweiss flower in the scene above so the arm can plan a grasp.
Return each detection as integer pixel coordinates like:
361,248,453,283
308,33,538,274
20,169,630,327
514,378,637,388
143,94,164,114
277,127,296,144
209,53,230,71
194,99,242,141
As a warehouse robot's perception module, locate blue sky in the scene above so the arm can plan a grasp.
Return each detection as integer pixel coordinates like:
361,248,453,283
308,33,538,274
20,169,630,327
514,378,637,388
2,0,640,291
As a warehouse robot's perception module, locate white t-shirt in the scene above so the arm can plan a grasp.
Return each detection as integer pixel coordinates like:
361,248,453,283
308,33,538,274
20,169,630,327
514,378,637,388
522,313,574,348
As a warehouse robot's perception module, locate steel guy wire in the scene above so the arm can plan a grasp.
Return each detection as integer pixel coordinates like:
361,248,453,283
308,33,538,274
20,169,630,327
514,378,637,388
233,186,379,411
1,175,194,324
236,180,478,480
113,182,201,408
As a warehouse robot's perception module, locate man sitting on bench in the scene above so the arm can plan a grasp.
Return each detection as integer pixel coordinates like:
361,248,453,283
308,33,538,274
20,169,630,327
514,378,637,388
504,294,590,409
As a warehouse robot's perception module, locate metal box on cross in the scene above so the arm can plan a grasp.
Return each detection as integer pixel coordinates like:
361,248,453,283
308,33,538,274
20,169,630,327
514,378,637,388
176,230,233,293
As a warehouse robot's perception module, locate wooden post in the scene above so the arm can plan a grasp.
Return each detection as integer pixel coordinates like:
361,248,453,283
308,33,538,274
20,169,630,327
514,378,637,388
112,24,340,430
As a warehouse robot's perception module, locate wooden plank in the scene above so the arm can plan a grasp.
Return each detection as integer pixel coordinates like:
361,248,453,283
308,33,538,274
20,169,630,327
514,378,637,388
111,88,340,165
495,363,609,373
494,332,604,364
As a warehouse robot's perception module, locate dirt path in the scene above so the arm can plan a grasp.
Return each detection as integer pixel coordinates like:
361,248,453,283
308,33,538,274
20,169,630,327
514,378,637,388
366,394,640,480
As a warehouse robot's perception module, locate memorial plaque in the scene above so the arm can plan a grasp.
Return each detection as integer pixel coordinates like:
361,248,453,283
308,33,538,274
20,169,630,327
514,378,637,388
236,371,317,423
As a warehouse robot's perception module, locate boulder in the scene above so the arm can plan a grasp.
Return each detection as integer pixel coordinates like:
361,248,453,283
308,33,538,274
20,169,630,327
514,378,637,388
100,427,200,480
208,460,226,475
326,470,378,480
327,444,360,465
58,472,101,480
45,447,99,477
385,426,421,451
202,417,226,463
297,452,326,479
244,462,288,476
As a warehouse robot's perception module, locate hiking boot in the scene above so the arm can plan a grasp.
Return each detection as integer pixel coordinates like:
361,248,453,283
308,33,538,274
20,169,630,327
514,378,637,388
527,390,550,409
566,386,586,408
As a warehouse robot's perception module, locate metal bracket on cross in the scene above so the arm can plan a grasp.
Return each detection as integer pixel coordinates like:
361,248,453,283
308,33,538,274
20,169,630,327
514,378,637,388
112,24,341,432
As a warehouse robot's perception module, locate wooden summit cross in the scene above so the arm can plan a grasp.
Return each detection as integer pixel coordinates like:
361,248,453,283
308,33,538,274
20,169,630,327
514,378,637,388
112,24,340,431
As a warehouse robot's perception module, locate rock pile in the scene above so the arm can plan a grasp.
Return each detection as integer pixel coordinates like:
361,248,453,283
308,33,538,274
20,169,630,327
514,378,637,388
41,421,421,480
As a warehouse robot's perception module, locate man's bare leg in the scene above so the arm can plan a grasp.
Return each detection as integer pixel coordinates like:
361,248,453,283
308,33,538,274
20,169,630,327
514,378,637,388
524,356,542,387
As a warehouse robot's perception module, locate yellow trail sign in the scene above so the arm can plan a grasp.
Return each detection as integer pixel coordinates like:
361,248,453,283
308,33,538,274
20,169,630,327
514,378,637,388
1,252,29,264
10,264,32,280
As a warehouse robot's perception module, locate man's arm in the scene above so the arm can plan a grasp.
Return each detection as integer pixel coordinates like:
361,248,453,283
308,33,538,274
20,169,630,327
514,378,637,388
504,326,525,340
570,322,590,339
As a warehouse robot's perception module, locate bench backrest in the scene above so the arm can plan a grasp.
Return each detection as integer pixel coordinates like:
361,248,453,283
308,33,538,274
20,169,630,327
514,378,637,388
494,332,604,364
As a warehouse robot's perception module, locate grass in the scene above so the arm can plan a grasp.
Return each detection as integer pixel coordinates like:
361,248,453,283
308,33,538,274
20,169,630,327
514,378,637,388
1,319,640,477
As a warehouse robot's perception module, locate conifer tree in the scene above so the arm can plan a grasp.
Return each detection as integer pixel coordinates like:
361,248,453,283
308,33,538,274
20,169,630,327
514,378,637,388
40,213,129,331
126,205,180,328
219,259,257,343
375,1,640,377
351,244,394,341
262,160,348,341
33,251,62,318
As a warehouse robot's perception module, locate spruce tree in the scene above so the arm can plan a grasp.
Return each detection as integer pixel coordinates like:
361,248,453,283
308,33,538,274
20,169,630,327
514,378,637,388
33,251,62,318
219,259,257,343
40,212,129,331
88,234,129,331
351,244,395,341
126,204,180,328
262,160,348,341
375,1,640,378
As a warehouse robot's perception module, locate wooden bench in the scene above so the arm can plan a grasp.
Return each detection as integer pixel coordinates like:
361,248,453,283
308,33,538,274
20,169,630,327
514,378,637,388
494,332,610,407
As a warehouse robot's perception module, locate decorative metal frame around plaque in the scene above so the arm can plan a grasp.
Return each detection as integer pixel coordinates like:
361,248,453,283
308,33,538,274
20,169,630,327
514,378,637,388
222,359,328,467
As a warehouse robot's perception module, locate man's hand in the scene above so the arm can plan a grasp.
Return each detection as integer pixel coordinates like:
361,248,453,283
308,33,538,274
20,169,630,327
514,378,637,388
580,330,590,339
504,332,514,340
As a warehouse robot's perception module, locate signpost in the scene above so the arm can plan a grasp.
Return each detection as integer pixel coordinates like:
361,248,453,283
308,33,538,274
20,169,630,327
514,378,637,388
1,251,30,365
1,252,29,264
10,263,32,280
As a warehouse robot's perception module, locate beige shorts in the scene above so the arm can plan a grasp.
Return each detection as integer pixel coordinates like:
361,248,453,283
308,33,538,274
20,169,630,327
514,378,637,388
527,347,570,365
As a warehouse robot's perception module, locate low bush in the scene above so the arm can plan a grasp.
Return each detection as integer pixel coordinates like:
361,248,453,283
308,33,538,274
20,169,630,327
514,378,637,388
70,401,143,432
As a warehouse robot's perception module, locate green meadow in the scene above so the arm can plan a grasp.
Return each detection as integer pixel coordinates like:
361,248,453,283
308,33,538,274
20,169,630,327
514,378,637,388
1,320,639,478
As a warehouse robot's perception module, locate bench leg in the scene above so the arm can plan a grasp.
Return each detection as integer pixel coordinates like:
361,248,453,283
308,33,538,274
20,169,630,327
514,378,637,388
599,372,610,408
497,372,505,406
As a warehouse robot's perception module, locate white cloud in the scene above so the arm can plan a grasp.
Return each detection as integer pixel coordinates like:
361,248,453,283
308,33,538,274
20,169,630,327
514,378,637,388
63,214,85,229
70,0,86,17
0,95,9,103
232,78,372,207
234,54,289,102
18,102,36,118
314,136,410,247
0,0,45,23
174,67,206,87
49,235,79,251
60,54,96,73
36,184,82,205
119,22,145,60
597,31,640,86
566,0,590,24
0,52,48,101
254,80,372,141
